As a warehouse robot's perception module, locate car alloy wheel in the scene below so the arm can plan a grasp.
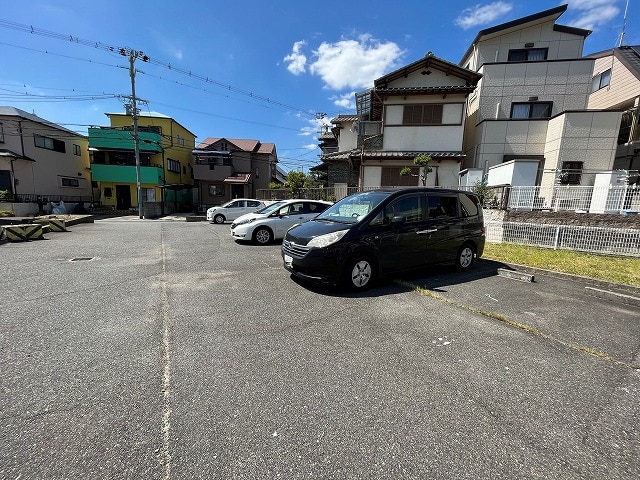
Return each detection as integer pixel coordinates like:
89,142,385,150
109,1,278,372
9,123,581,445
456,244,474,270
344,257,374,290
253,227,273,245
214,214,225,224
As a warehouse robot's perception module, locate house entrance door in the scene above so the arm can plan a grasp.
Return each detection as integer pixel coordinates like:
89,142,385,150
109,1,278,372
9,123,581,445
231,184,244,199
116,185,132,210
0,170,12,193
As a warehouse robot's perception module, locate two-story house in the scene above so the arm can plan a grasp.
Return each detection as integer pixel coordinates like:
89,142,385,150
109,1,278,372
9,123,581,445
193,137,278,207
88,112,196,216
355,53,482,188
0,106,91,203
587,45,640,176
315,115,360,188
460,4,621,188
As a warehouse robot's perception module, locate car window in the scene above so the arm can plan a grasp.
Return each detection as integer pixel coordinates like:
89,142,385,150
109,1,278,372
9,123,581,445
248,201,261,207
258,201,286,214
317,191,389,224
459,193,479,217
427,195,458,218
228,201,241,208
304,202,328,214
384,194,424,223
277,204,293,216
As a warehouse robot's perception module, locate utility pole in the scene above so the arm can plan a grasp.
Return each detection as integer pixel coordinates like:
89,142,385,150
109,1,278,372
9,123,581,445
123,48,149,219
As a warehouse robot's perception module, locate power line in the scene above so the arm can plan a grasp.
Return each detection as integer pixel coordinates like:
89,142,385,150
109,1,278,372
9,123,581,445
1,87,313,135
0,86,117,102
0,19,319,119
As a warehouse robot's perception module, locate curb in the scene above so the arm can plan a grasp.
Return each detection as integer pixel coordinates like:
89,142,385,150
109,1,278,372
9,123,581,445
488,260,640,302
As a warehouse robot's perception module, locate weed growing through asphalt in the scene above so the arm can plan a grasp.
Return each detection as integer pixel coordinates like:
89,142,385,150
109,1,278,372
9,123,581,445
396,280,634,369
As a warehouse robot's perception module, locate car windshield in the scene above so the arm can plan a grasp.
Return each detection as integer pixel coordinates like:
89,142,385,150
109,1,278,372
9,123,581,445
315,191,390,224
255,201,287,215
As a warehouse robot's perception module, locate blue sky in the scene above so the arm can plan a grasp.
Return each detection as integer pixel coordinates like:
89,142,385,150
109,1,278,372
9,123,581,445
1,1,637,172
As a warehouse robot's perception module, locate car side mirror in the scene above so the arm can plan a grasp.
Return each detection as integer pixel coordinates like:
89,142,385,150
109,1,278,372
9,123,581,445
391,215,406,224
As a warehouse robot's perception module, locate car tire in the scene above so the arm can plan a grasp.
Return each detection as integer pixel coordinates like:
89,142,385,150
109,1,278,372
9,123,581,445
214,214,225,224
456,243,475,270
342,255,375,290
253,227,273,245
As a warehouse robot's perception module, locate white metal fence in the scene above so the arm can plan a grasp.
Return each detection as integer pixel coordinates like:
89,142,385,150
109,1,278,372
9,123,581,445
500,185,640,213
485,221,640,257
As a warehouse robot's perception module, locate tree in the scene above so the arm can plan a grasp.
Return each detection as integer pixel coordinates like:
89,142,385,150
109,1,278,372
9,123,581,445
471,179,495,207
303,171,323,189
285,170,307,195
400,154,432,186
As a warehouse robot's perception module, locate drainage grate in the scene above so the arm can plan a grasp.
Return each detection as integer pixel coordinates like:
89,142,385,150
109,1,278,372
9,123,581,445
69,257,95,262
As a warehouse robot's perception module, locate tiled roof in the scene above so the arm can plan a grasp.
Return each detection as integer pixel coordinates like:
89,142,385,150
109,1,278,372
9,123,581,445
224,173,251,184
331,115,358,123
196,137,264,152
617,45,640,79
320,151,354,161
375,53,481,87
0,106,85,137
587,45,640,82
257,142,276,154
0,148,36,161
362,151,465,159
318,131,335,140
320,150,466,161
375,85,477,95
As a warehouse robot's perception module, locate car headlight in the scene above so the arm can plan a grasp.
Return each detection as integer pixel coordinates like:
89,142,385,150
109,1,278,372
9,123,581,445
307,229,348,248
235,218,256,226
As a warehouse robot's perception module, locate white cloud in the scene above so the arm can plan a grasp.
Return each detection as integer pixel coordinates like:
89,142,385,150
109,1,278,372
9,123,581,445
299,125,316,136
299,116,331,137
309,35,404,90
455,2,513,30
331,92,357,110
567,0,620,30
303,143,318,150
284,40,307,75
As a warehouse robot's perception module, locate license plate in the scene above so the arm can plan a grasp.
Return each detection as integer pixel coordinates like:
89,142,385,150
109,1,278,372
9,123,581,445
284,254,292,267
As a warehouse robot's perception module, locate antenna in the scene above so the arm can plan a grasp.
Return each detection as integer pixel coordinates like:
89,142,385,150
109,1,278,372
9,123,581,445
618,0,630,47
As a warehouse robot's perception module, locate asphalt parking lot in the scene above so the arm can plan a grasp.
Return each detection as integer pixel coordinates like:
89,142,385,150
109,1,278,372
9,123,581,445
1,217,639,479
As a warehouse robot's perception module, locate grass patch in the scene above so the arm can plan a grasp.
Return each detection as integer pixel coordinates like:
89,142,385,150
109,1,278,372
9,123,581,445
483,243,640,287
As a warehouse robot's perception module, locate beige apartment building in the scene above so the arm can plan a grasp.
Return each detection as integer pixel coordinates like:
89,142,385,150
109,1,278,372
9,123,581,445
0,106,91,202
460,5,621,188
587,45,640,175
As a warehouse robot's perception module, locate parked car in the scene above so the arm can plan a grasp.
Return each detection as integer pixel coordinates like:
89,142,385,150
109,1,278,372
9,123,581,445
207,199,265,224
230,199,332,245
281,188,485,290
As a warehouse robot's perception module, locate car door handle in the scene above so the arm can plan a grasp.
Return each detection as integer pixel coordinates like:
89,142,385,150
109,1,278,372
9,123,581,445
417,229,438,234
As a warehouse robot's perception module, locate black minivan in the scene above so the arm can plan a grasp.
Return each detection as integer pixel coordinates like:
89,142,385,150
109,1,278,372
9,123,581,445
281,188,485,290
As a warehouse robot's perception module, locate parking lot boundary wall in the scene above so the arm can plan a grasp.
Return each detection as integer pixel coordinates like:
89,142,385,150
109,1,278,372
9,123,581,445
484,210,640,257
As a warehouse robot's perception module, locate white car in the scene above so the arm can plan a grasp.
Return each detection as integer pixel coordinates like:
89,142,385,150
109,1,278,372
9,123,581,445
230,199,332,244
206,199,265,224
